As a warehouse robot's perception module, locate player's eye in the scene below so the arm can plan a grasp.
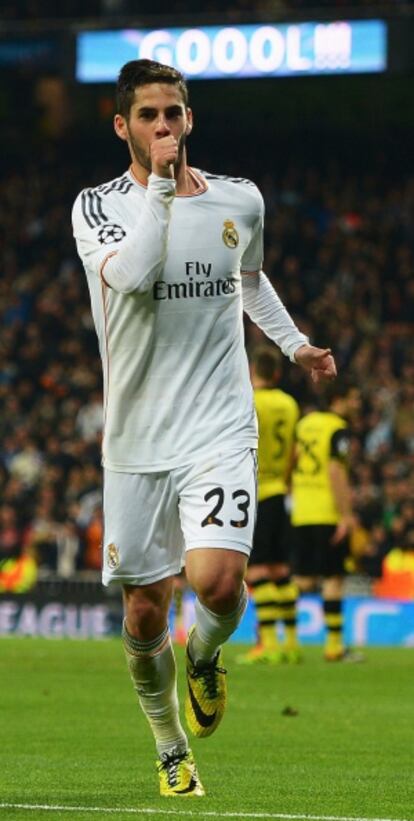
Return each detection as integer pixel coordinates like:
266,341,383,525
166,108,183,119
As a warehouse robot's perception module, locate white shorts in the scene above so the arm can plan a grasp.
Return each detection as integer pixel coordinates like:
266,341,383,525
102,448,257,586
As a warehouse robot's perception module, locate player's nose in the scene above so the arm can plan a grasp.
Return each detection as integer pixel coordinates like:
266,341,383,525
154,115,171,136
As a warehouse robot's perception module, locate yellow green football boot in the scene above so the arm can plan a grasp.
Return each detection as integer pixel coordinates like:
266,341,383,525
157,747,205,797
185,625,227,738
236,644,285,665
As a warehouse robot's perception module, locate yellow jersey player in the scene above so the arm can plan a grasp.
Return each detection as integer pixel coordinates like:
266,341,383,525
238,346,301,664
291,382,363,661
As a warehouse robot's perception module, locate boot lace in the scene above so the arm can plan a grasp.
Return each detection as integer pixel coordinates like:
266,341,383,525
190,658,227,699
158,748,187,787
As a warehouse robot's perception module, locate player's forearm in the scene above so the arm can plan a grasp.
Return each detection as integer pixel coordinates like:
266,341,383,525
101,174,176,294
241,271,308,362
329,461,353,519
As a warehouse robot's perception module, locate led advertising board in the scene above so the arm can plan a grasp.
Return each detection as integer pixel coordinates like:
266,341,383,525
76,20,387,83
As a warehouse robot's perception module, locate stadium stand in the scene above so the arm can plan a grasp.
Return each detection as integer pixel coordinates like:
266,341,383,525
0,0,411,23
1,132,413,591
0,4,413,598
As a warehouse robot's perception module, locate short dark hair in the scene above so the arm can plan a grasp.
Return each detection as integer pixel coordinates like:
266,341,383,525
250,346,282,381
116,59,189,118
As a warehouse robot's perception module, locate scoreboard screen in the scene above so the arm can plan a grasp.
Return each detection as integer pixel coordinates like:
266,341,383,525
76,20,387,83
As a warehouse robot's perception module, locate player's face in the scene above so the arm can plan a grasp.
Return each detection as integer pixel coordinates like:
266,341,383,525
115,83,193,173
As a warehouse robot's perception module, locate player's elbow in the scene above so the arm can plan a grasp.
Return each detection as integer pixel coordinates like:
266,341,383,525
101,259,153,295
104,277,141,295
101,271,138,295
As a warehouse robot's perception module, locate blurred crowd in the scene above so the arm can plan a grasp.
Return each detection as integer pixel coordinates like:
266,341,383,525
0,128,413,592
1,0,408,23
255,161,414,587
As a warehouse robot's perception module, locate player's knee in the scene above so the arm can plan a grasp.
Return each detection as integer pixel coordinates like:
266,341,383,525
195,571,244,614
295,575,315,593
322,576,343,599
123,583,171,638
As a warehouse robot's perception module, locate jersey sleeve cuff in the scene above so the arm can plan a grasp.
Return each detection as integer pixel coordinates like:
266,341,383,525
147,174,177,200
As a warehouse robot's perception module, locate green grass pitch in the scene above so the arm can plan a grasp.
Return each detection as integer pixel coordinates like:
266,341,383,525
0,638,413,821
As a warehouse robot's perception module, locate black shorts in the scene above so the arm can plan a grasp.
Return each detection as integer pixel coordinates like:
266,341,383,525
291,524,349,578
249,495,291,566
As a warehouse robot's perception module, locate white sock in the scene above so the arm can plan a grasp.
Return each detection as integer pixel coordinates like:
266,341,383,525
189,583,248,664
123,622,188,757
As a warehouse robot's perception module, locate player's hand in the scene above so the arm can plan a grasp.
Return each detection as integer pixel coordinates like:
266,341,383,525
294,344,337,384
150,136,178,179
331,515,356,545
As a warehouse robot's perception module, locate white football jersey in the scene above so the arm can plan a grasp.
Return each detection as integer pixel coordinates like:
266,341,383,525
72,167,263,472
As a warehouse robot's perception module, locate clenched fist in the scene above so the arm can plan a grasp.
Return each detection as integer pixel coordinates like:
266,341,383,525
150,136,179,179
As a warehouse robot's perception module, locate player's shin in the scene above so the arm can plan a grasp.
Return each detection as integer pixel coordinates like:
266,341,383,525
236,579,286,664
275,576,301,657
250,579,281,651
122,621,188,756
184,584,248,739
189,582,248,663
323,599,344,660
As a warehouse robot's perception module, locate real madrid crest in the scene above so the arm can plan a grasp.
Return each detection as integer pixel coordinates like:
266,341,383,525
107,542,120,570
222,219,239,249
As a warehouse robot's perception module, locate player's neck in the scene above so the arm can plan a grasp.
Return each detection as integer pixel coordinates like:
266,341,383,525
174,164,198,195
253,378,275,390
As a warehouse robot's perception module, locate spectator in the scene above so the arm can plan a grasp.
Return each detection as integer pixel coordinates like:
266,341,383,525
0,504,23,560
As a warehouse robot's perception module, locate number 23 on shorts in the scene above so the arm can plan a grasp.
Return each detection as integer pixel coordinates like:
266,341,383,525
201,487,251,529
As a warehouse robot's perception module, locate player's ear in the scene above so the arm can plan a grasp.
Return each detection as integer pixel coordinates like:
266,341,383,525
114,113,128,142
185,108,193,135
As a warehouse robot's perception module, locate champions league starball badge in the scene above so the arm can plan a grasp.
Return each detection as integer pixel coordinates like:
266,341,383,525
222,219,239,249
98,223,126,244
